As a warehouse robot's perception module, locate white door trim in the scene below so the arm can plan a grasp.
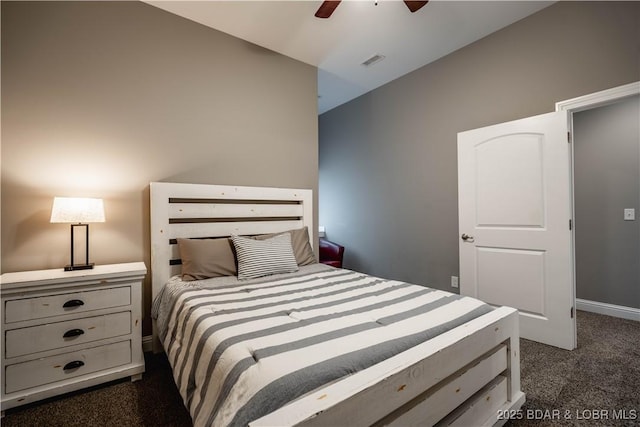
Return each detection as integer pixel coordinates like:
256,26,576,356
555,81,639,343
555,81,640,112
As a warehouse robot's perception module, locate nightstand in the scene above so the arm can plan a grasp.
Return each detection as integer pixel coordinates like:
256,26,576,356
0,262,146,414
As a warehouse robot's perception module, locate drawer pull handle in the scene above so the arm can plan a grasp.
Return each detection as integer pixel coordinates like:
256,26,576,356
63,328,85,338
63,299,84,308
63,360,85,371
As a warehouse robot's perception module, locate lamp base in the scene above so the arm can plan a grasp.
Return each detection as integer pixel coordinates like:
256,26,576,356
64,263,95,271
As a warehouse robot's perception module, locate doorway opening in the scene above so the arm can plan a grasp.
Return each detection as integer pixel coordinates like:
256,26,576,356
556,82,640,344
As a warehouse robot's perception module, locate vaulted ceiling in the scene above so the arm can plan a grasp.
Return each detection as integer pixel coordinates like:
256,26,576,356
147,1,553,113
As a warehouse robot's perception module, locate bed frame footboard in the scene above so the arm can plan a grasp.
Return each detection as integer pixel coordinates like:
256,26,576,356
252,306,524,427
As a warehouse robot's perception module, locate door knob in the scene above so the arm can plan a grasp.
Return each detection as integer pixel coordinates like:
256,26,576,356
461,233,475,242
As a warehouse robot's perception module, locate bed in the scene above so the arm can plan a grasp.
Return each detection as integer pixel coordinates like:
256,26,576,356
150,182,525,427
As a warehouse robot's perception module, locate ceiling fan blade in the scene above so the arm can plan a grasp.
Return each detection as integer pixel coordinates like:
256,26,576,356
315,1,341,19
403,1,428,13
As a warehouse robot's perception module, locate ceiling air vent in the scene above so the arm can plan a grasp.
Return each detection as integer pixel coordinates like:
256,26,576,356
361,54,386,67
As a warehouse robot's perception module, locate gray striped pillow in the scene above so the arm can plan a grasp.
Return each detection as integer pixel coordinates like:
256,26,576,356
231,233,299,280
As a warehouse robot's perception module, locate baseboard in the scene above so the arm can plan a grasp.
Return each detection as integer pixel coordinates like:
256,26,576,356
576,298,640,322
142,335,153,353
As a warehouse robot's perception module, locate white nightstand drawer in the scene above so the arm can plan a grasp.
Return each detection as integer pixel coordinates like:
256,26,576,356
5,311,131,358
4,286,131,323
4,340,132,394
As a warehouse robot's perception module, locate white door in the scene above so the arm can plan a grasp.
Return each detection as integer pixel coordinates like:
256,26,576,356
458,111,576,350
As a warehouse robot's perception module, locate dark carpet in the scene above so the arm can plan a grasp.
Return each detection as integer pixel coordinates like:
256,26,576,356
2,352,192,427
508,311,639,427
3,311,638,426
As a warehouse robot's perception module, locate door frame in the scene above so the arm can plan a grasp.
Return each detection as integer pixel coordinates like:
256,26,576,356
555,81,640,346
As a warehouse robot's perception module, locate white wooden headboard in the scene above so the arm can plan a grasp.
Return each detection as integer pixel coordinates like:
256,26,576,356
150,182,313,303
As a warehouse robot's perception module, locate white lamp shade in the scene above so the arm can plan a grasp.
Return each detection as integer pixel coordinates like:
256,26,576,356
50,197,106,223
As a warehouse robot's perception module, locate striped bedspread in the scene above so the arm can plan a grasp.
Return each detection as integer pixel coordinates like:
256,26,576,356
152,264,493,427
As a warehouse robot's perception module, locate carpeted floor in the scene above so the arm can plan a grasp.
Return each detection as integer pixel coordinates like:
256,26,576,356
3,310,638,426
507,311,639,427
2,350,192,427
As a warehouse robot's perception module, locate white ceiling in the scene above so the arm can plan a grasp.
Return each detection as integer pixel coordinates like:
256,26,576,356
146,1,553,114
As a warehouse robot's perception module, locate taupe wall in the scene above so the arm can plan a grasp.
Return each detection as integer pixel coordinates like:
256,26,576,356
1,1,318,334
319,2,640,290
574,96,640,309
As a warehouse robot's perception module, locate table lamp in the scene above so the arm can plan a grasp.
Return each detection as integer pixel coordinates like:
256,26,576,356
50,197,105,271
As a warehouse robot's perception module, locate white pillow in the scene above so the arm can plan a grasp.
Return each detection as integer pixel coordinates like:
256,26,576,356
231,233,299,280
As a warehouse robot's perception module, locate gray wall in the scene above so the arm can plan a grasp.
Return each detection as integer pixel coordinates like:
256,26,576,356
574,96,640,309
1,1,318,334
319,1,640,290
